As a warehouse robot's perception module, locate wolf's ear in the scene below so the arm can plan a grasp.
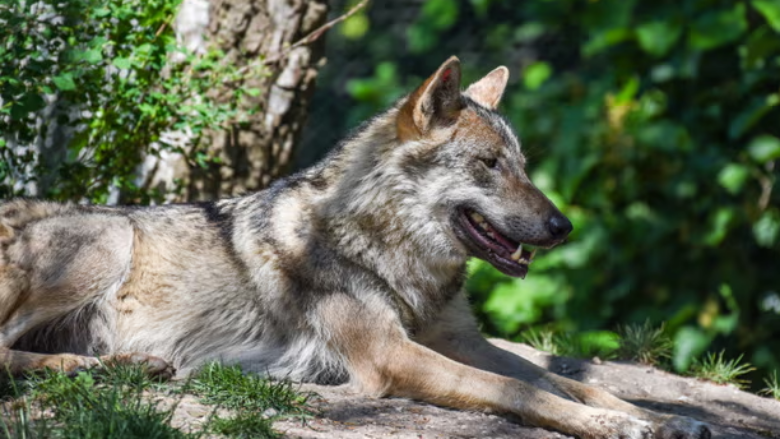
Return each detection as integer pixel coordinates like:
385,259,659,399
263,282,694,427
398,56,464,140
464,66,509,110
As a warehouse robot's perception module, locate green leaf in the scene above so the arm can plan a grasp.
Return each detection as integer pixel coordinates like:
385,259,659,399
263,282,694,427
583,28,632,57
89,36,109,49
341,13,369,40
689,4,748,50
673,326,712,372
523,61,552,90
112,57,133,70
52,73,76,91
717,163,750,195
514,22,546,42
93,7,111,17
729,94,779,139
82,49,103,64
742,27,780,70
753,0,780,32
421,0,459,30
704,207,735,246
636,21,681,57
753,210,780,247
747,135,780,163
615,76,639,104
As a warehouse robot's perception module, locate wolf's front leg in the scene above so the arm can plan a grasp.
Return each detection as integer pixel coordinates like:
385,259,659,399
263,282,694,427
317,294,658,439
415,294,711,439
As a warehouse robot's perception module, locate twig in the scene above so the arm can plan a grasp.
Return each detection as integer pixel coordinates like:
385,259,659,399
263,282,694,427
262,0,369,66
155,22,169,38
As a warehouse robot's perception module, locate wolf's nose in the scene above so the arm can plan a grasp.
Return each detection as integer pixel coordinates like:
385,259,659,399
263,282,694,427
547,214,573,239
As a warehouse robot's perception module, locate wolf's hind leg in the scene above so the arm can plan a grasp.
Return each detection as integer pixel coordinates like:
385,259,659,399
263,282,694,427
0,265,30,327
0,215,134,347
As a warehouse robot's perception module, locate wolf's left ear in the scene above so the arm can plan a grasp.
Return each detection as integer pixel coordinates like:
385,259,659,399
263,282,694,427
464,66,509,110
398,56,463,139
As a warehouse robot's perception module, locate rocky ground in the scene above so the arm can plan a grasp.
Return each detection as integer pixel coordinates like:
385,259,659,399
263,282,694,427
164,339,779,438
267,340,779,439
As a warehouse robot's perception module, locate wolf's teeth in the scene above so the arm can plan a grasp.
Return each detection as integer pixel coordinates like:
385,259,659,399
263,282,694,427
471,212,484,223
511,243,523,261
487,231,496,239
530,248,537,260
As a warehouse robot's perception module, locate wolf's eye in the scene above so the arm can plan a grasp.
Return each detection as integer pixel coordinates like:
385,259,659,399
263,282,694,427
480,157,498,169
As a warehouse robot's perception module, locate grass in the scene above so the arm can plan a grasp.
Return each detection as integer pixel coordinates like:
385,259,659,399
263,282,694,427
0,362,312,439
187,362,312,414
759,370,780,400
616,320,672,366
522,329,561,356
208,412,279,439
1,367,193,439
522,328,620,360
690,350,756,389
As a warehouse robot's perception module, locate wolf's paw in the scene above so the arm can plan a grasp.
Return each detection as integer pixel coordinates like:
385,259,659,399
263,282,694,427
654,416,711,439
56,354,101,376
585,412,653,439
101,352,175,379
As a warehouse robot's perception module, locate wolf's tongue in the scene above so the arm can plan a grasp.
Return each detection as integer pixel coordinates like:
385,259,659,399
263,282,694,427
488,224,516,252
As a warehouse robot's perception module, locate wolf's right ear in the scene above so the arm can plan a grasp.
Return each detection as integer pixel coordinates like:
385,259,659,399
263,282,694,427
464,66,509,110
397,56,464,140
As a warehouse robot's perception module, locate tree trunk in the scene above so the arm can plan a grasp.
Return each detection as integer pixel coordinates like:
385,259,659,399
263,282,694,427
139,0,328,202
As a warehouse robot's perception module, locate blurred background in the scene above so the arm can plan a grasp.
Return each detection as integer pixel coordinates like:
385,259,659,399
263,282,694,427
2,0,779,392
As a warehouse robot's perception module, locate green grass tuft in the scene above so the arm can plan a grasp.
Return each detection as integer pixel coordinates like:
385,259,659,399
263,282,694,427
691,350,756,389
617,320,672,366
522,329,561,355
209,411,280,439
0,362,314,439
188,362,312,415
759,370,780,400
1,365,194,439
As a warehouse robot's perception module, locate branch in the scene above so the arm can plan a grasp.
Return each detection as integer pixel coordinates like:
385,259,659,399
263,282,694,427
262,0,369,66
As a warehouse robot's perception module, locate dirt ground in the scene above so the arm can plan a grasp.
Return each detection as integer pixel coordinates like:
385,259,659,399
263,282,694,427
258,340,780,439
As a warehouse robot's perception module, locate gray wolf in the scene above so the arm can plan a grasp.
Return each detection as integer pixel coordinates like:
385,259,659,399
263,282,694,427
0,57,709,439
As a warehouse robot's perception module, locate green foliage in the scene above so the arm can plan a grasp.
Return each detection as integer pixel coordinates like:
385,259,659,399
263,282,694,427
187,362,312,415
326,0,780,388
556,330,621,359
1,368,193,439
691,350,756,389
185,363,313,439
760,370,780,400
522,329,562,355
0,0,260,203
0,363,313,438
617,320,672,366
208,411,279,439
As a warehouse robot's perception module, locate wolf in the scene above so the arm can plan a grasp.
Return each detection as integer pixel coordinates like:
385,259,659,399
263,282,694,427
0,57,709,438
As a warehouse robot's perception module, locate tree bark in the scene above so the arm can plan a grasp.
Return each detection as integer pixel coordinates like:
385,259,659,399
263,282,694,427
140,0,328,202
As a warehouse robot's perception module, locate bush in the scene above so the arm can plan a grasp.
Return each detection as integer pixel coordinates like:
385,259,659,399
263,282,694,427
0,0,258,203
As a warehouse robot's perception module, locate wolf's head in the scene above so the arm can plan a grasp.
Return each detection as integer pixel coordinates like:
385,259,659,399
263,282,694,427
387,56,572,279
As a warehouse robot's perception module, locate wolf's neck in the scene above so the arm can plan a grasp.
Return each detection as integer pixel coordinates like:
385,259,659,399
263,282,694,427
308,110,468,323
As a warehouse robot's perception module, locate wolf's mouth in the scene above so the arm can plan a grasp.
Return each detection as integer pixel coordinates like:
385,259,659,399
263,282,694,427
455,208,536,278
